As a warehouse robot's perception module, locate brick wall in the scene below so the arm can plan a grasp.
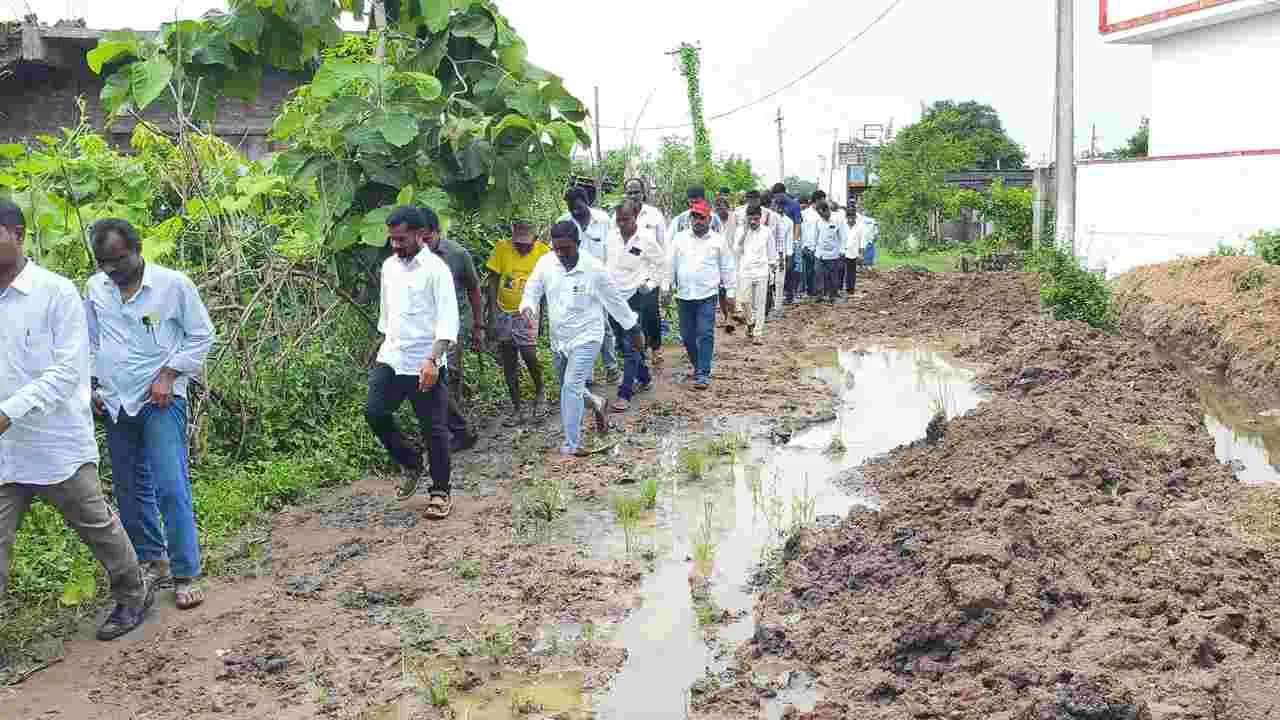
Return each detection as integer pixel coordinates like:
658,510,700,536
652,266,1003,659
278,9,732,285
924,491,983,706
0,37,307,160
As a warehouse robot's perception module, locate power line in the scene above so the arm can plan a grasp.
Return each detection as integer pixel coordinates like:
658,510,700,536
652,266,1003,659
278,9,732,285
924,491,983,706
598,0,905,132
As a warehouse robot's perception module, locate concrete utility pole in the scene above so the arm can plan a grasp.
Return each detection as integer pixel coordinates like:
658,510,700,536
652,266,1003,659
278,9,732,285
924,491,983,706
828,128,839,199
593,86,604,203
1054,0,1076,253
775,107,785,182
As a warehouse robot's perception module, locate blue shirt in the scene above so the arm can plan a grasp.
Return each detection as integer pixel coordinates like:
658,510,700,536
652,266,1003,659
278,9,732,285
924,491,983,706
86,263,217,420
777,195,803,226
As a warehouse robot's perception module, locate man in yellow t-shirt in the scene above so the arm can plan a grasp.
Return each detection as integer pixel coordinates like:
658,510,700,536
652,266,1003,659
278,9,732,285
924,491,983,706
485,221,551,426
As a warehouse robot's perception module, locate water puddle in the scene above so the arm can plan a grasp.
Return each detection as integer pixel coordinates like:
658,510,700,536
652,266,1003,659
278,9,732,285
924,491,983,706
374,661,590,719
1200,384,1280,486
589,346,988,718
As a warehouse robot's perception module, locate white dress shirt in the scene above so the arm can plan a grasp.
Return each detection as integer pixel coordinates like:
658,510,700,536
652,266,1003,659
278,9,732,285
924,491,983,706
734,223,776,281
670,228,736,302
800,207,820,252
847,216,868,259
0,261,98,486
775,213,795,257
637,203,667,253
377,250,460,376
607,223,667,297
519,253,639,355
558,208,612,264
815,219,849,260
86,263,217,420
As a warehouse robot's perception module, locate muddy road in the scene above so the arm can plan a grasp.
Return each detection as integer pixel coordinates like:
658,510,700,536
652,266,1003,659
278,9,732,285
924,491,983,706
7,268,1279,720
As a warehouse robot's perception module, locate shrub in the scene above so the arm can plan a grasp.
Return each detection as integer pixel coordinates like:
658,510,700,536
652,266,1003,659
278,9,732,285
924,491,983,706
1251,230,1280,266
1035,246,1113,329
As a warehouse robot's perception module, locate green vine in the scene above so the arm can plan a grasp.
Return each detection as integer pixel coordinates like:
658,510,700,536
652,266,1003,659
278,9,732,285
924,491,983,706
678,43,715,189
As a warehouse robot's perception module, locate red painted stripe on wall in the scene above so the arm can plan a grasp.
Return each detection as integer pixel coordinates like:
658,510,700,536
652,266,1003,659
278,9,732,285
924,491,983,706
1079,148,1280,165
1100,0,1241,34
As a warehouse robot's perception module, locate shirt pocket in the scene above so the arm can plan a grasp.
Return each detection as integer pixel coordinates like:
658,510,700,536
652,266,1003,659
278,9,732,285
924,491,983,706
21,326,55,376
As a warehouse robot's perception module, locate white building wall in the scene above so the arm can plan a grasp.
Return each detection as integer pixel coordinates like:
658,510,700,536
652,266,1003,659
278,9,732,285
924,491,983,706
1149,10,1280,155
1076,152,1280,276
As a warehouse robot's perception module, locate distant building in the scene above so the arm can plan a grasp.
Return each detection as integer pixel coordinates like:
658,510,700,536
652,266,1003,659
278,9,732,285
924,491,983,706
0,20,307,159
1077,1,1280,275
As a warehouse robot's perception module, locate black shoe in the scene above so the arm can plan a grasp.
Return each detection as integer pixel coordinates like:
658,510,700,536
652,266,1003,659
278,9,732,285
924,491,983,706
397,468,425,501
451,430,478,453
96,578,156,641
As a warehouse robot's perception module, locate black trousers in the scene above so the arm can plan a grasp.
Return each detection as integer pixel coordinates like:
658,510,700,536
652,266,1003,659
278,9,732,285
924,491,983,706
640,288,662,349
844,257,858,293
802,250,817,296
366,363,451,495
818,259,843,300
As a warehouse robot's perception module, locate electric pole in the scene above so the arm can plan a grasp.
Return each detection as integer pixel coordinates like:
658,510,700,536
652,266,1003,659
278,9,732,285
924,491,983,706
593,86,604,203
829,128,839,199
775,107,785,182
1054,0,1076,253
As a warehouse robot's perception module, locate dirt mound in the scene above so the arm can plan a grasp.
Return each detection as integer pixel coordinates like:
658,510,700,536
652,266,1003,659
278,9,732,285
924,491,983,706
1114,256,1280,408
697,317,1280,719
850,269,1042,340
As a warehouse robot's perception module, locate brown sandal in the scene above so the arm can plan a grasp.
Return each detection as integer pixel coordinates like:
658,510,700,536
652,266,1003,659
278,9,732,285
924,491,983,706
174,579,205,610
425,494,453,520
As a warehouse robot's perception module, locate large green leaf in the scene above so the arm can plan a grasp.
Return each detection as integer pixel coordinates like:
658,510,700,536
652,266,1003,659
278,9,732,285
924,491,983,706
320,95,375,128
491,114,534,147
543,81,586,122
506,85,545,119
331,218,363,251
498,39,526,72
543,121,577,157
417,187,450,211
129,57,174,111
451,10,495,46
422,0,450,32
190,30,233,67
272,108,306,140
454,137,490,180
391,71,443,101
0,144,25,161
311,61,382,99
317,163,356,218
86,38,140,74
219,5,266,53
360,206,393,247
271,148,310,178
380,112,420,147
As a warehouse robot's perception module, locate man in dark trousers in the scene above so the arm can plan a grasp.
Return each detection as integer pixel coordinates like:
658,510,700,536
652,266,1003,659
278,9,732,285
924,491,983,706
367,207,459,518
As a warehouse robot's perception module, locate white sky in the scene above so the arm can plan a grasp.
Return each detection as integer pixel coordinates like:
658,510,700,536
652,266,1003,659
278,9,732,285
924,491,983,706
8,0,1152,196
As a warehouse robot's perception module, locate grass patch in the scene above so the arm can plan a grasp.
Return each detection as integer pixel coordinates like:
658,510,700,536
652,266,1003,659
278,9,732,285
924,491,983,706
614,495,644,555
639,476,659,511
679,446,709,480
877,249,962,273
1233,267,1269,292
451,558,482,581
390,608,445,655
1138,429,1171,452
691,498,718,571
427,671,451,707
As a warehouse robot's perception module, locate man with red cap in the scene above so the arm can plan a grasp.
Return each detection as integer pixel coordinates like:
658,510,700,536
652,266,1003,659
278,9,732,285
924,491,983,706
668,198,735,390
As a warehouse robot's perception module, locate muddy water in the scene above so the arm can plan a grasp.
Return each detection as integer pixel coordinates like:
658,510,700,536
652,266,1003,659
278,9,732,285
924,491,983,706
591,347,988,718
1200,383,1280,486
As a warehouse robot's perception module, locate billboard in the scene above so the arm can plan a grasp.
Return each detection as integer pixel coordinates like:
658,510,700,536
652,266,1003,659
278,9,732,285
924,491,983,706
1100,0,1242,34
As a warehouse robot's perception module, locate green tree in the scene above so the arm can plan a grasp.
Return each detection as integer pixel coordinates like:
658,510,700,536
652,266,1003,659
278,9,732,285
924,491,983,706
1107,116,1149,159
863,110,978,247
782,176,819,199
652,135,697,216
922,100,1025,170
718,155,758,194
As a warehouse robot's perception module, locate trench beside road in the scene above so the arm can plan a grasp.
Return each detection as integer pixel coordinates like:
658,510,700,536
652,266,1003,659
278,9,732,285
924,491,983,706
6,267,1280,720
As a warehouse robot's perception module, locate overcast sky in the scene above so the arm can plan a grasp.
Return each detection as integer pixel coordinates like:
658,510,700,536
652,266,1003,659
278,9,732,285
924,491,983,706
8,1,1152,199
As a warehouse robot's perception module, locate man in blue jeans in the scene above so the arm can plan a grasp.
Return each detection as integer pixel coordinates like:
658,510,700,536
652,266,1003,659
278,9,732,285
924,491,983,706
669,199,736,390
520,221,644,456
86,219,217,610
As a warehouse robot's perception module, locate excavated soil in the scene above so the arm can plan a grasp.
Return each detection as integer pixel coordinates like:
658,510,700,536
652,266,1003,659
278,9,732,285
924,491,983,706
1114,256,1280,409
696,306,1280,719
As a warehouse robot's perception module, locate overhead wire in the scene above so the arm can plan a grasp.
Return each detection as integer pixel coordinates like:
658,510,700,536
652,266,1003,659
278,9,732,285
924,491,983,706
597,0,905,132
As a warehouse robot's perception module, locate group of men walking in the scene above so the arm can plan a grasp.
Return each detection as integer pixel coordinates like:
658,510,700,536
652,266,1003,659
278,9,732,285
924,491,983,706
1,202,214,641
0,181,873,641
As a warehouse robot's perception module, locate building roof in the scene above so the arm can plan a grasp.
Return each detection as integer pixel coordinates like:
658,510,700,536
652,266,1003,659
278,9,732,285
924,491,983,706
1100,0,1280,44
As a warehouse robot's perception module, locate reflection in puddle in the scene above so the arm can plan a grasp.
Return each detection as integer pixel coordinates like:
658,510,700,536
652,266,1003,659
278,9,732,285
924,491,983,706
1200,384,1280,486
374,661,590,720
592,347,987,718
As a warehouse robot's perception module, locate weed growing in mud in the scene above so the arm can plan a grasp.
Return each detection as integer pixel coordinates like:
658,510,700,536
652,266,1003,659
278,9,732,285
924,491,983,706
639,476,659,510
452,558,482,580
790,478,817,530
1139,429,1171,452
337,590,369,609
427,671,451,707
1233,267,1269,293
390,609,444,654
680,446,709,480
614,495,644,555
692,498,718,570
526,476,565,522
511,689,542,714
825,435,847,455
1034,246,1113,329
480,624,515,660
693,596,722,627
706,431,747,460
745,465,765,507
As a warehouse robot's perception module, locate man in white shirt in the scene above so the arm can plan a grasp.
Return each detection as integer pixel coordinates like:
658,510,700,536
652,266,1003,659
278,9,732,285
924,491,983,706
733,190,782,319
623,179,668,366
86,218,217,611
559,186,619,383
844,206,866,295
605,199,665,412
734,205,775,344
669,199,736,390
799,193,822,299
0,200,154,641
814,201,849,304
520,222,644,456
767,194,795,318
368,207,460,518
668,185,724,240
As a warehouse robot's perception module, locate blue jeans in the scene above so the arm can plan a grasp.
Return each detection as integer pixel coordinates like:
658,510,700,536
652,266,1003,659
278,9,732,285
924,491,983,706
553,342,602,453
609,290,655,400
678,296,718,383
105,396,201,579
